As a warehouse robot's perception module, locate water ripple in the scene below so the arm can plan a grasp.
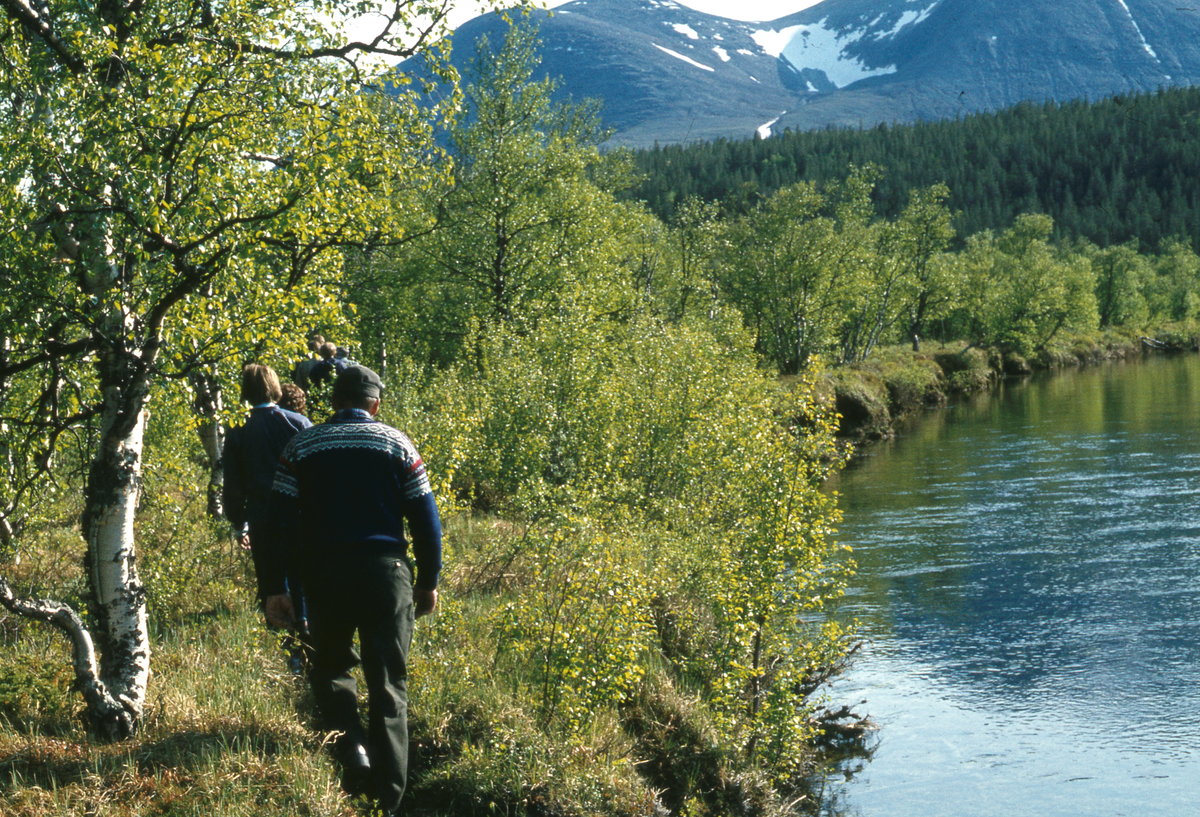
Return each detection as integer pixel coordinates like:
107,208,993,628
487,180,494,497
826,358,1200,816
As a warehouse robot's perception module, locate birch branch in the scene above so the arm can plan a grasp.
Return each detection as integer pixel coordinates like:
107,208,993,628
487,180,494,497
0,577,134,737
0,0,86,73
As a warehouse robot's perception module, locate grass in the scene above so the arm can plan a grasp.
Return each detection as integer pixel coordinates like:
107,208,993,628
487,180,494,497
0,486,354,817
0,607,351,817
0,511,684,817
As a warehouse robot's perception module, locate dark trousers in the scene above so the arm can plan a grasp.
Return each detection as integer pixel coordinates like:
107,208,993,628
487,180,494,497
248,520,307,623
304,552,415,813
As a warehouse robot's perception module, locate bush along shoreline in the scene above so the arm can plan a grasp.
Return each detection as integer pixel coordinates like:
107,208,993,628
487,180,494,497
823,326,1200,447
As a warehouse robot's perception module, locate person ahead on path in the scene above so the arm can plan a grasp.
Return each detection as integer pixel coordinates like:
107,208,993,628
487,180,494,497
278,383,307,417
291,333,324,391
309,341,340,389
263,365,442,817
223,364,313,625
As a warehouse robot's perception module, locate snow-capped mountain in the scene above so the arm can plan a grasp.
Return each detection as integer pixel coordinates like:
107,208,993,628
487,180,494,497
407,0,1200,147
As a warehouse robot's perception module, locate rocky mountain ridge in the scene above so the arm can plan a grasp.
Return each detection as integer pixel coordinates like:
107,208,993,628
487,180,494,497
405,0,1200,147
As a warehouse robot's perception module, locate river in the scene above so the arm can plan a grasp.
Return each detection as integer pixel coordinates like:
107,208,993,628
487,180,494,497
821,353,1200,817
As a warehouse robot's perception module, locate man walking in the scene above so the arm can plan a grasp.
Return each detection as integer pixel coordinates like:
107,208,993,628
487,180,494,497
262,365,442,816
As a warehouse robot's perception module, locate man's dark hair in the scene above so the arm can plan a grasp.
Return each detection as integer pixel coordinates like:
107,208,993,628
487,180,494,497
318,341,336,360
241,363,282,405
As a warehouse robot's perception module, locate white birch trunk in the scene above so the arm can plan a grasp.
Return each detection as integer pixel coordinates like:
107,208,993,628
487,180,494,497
198,417,224,518
190,370,225,519
77,184,152,738
83,376,152,739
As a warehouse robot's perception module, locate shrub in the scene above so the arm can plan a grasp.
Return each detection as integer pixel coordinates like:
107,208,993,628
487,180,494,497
394,306,855,810
0,651,79,735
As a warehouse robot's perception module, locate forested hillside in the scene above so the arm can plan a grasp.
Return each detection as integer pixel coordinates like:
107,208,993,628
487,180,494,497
627,86,1200,252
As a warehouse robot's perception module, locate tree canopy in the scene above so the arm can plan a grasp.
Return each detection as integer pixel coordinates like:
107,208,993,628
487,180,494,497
0,0,455,737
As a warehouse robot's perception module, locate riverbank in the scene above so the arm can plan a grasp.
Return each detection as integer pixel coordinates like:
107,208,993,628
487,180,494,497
822,326,1200,445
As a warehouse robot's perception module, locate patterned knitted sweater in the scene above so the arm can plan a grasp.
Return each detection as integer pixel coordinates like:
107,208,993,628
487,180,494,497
263,408,442,595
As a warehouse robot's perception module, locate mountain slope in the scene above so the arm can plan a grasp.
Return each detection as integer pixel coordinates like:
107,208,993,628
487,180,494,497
770,0,1200,133
405,0,1200,147
425,0,804,146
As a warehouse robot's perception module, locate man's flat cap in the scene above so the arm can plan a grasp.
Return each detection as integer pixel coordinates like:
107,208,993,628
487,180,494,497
333,365,384,400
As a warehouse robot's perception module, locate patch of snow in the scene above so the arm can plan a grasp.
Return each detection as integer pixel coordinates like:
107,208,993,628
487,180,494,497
758,113,784,139
672,22,700,40
737,48,755,56
713,45,731,61
654,43,715,71
873,3,937,41
1115,0,1160,61
713,33,724,40
751,27,792,57
806,81,818,92
752,17,897,88
750,75,760,82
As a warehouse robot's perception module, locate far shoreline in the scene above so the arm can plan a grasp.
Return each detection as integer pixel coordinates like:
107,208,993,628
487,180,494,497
815,326,1200,451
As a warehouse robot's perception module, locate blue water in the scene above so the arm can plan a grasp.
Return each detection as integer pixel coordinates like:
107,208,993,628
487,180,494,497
823,355,1200,817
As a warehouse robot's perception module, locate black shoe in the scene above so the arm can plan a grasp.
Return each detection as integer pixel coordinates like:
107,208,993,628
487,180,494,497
338,742,371,796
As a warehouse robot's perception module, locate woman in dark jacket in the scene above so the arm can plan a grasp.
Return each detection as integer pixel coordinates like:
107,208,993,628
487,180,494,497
224,363,313,631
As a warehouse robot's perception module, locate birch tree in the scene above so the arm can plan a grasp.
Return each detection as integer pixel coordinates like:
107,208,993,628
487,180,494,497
0,0,454,738
719,180,855,374
418,21,616,326
954,214,1099,355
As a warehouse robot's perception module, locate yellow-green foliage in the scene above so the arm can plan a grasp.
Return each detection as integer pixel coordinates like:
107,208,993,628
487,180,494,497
0,276,853,817
0,12,853,809
387,305,855,801
491,512,655,731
